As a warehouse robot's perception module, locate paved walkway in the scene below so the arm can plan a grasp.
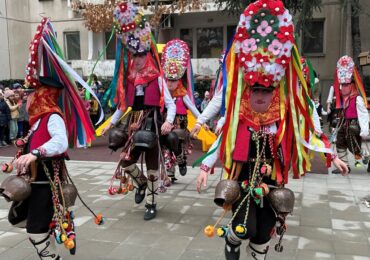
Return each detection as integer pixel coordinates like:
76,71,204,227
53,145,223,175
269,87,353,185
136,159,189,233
0,157,370,260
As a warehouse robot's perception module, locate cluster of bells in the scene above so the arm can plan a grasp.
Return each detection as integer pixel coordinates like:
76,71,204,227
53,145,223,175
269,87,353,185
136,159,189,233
50,211,76,251
108,174,134,196
25,18,48,88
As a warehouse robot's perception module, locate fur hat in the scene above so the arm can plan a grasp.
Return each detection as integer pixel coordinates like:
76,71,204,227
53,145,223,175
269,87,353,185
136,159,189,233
4,89,14,99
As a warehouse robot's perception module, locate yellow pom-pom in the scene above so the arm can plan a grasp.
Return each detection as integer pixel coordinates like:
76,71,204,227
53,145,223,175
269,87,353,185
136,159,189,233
204,225,215,238
61,234,67,242
217,227,225,237
235,225,245,234
62,222,69,229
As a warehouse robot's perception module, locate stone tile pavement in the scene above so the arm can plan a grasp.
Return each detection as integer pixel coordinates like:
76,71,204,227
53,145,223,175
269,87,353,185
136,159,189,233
0,156,370,260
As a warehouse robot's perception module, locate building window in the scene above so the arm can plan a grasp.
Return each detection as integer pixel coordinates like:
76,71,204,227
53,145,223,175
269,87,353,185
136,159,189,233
180,29,193,58
105,32,116,60
64,31,81,60
302,19,325,55
196,27,223,58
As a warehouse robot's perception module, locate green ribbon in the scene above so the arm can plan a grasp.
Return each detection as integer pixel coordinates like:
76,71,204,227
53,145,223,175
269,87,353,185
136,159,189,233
192,134,223,167
85,29,115,100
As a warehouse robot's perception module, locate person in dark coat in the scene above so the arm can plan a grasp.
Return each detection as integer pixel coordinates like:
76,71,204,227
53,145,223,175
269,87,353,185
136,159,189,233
0,90,11,147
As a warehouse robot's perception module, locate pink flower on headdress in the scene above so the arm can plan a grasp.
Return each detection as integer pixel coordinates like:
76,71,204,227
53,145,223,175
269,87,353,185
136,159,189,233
246,57,261,71
257,21,272,37
242,38,257,53
277,25,294,43
268,40,283,56
239,14,252,29
279,41,293,57
278,10,292,27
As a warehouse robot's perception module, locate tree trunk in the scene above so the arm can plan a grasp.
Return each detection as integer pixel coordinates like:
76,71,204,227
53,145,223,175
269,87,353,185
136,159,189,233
351,0,363,76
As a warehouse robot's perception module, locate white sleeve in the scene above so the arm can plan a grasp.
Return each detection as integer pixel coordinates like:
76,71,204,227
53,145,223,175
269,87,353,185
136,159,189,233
183,95,200,118
197,87,223,125
312,105,322,134
159,78,176,124
40,114,68,157
110,109,124,125
327,86,334,104
216,117,226,130
201,135,221,168
356,96,369,137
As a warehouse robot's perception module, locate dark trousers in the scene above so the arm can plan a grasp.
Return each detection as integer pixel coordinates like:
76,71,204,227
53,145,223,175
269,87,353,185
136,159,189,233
120,143,159,170
231,194,276,244
26,183,54,233
0,125,6,142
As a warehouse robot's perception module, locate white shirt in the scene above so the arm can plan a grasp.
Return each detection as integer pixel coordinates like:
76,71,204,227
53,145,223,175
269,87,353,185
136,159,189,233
111,77,176,124
183,95,200,118
31,114,68,157
356,96,369,137
196,84,223,125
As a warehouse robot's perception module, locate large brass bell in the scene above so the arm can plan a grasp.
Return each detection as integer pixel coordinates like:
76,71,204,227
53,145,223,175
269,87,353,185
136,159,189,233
60,183,78,208
214,179,240,207
0,175,31,202
267,188,295,214
108,124,128,151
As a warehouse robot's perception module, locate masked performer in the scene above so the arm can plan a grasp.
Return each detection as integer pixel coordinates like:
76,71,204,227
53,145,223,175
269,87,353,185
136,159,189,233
199,1,348,259
329,56,369,173
1,18,103,260
161,39,200,181
101,3,175,220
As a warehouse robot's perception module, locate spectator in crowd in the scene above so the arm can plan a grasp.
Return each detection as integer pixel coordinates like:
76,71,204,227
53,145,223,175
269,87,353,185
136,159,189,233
12,83,23,91
4,89,19,141
96,86,105,103
89,96,99,127
91,74,102,89
194,91,202,111
14,91,23,137
201,91,210,112
0,90,11,147
18,91,29,137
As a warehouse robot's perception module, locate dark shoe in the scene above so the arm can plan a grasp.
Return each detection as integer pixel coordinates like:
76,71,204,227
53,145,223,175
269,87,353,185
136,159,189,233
143,204,157,221
224,239,241,260
171,177,178,183
135,185,147,204
2,141,8,146
367,162,370,173
179,163,187,176
332,167,351,174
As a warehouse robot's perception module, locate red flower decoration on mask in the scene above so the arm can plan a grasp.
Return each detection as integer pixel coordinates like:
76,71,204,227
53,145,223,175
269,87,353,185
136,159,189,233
235,27,249,41
276,55,290,68
277,25,294,43
255,53,269,64
268,1,285,15
258,74,274,87
244,3,260,16
244,71,259,86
